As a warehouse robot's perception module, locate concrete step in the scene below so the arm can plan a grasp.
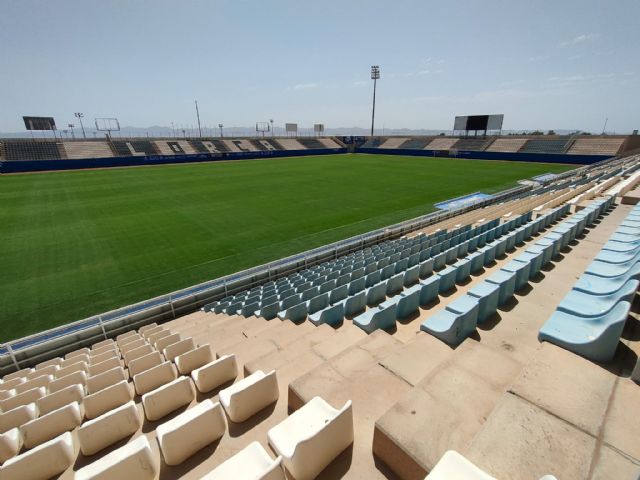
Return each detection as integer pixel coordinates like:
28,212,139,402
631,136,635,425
288,329,410,479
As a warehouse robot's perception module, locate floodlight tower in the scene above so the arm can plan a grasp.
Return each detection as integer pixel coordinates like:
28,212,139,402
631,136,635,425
218,123,224,138
74,112,86,138
270,119,274,137
370,66,380,136
68,124,75,139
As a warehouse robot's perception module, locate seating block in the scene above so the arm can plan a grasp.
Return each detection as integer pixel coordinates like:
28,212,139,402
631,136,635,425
14,374,53,395
0,387,46,412
87,356,122,377
175,345,214,375
78,400,142,456
20,402,82,449
201,441,284,480
157,399,226,465
0,428,22,464
86,367,128,395
123,344,154,366
84,380,134,420
48,371,87,393
74,434,159,480
133,361,177,396
37,383,85,416
142,376,195,422
164,338,196,362
0,432,75,480
55,361,88,379
0,403,37,434
219,370,279,423
268,396,353,480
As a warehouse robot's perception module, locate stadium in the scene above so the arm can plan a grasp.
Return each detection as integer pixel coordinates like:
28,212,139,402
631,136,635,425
1,2,640,480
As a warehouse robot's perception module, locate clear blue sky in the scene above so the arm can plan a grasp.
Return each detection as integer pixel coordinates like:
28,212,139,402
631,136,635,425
1,0,638,133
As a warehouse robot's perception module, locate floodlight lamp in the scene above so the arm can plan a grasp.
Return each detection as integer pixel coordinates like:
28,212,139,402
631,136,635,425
371,66,380,80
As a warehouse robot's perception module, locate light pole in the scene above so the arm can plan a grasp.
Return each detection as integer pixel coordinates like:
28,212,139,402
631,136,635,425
68,124,75,139
370,65,380,136
218,123,224,138
74,112,86,138
195,100,202,137
270,119,274,137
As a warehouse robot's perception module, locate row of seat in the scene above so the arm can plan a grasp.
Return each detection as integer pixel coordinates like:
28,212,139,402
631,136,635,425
420,203,578,345
539,198,636,361
276,219,507,326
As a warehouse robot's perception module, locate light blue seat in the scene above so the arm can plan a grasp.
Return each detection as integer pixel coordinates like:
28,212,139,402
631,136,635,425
419,248,431,262
437,266,457,293
309,303,345,326
403,265,420,286
366,282,387,306
348,277,366,295
454,258,471,283
457,241,469,258
610,233,640,244
381,264,395,281
557,279,638,317
486,270,517,306
329,285,349,304
419,258,434,279
537,236,561,258
214,302,230,314
420,296,478,346
468,251,484,274
277,302,307,323
617,226,640,236
419,276,440,305
505,233,517,252
494,238,507,258
539,300,631,362
326,271,340,281
365,270,382,288
389,253,401,263
280,294,301,310
501,260,531,292
278,287,296,300
433,252,447,270
516,251,544,278
351,267,365,280
364,263,377,274
256,302,279,320
481,244,497,265
476,231,488,248
601,240,639,254
594,249,640,265
468,281,500,323
585,260,640,278
386,273,404,296
225,302,243,315
396,286,421,319
353,301,397,333
408,252,421,268
343,291,366,317
318,279,336,294
573,271,639,296
301,286,320,302
241,302,260,317
336,273,350,287
307,293,330,315
486,228,496,242
445,246,459,264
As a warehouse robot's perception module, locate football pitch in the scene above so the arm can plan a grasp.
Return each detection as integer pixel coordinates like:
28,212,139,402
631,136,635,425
0,153,573,341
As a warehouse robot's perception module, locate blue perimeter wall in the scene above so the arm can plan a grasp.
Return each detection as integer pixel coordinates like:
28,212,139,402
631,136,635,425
356,147,611,165
0,148,347,173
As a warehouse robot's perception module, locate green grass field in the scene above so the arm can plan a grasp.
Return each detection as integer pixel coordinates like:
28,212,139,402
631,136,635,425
0,154,573,341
